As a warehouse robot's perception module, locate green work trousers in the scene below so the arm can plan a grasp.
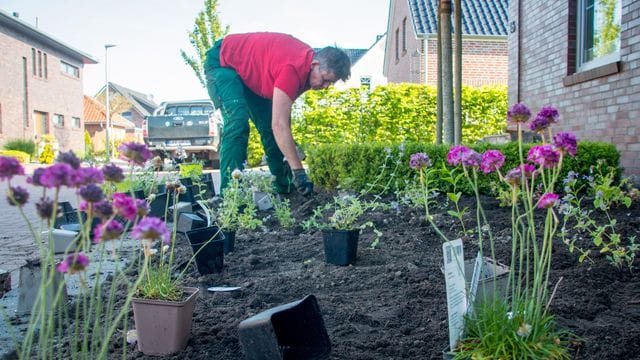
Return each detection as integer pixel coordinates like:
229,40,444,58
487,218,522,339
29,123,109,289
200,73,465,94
204,40,292,194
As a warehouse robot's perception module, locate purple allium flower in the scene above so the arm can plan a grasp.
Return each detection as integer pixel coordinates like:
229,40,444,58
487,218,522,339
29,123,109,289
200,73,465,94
507,103,531,123
56,252,90,274
93,200,114,219
135,199,149,218
102,164,125,183
40,163,75,188
73,167,104,187
93,220,124,243
537,193,560,209
56,151,81,169
36,196,55,219
504,164,536,186
528,144,561,169
0,156,25,181
112,192,137,221
79,184,104,203
27,167,45,186
461,149,482,167
480,150,506,174
409,152,431,170
8,186,29,206
528,114,551,133
447,145,472,166
118,142,152,166
537,105,560,124
131,216,170,244
553,132,578,157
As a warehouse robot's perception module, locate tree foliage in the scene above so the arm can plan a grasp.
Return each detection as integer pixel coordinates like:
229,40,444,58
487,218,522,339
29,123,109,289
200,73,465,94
180,0,229,88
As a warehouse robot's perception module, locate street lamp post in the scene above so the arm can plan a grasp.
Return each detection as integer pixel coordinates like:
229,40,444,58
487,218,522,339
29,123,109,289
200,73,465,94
104,44,116,159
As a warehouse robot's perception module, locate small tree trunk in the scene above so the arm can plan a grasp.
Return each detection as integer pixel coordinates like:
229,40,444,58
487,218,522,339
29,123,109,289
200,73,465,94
454,0,462,144
440,0,454,144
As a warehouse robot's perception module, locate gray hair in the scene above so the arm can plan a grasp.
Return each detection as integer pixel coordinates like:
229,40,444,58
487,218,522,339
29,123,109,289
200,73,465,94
313,47,351,81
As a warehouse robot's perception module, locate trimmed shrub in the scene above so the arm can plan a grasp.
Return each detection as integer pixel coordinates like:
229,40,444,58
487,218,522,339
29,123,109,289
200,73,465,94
3,139,36,157
307,141,621,195
0,150,31,163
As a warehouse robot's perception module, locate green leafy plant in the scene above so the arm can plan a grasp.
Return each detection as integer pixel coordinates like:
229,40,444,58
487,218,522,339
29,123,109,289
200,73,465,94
216,169,263,231
272,197,295,229
302,193,384,248
3,139,36,157
560,161,637,270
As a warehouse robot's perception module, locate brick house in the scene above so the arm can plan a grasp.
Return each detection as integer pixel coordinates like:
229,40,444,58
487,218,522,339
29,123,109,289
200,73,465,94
94,82,158,143
83,95,135,153
384,0,508,86
0,9,97,153
509,0,640,176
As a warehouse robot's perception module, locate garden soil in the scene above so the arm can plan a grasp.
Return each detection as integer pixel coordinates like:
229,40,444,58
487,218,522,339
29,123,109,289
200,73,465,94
112,190,640,359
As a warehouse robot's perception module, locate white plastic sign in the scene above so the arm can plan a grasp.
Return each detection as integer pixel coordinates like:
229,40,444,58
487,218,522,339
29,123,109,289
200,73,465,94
443,239,467,350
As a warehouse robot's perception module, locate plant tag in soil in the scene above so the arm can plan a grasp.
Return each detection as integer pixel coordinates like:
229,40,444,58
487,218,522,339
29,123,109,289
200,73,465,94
443,239,467,350
208,286,241,292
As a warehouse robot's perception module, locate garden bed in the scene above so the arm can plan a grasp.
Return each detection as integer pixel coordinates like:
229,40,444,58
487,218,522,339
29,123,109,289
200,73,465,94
105,190,640,359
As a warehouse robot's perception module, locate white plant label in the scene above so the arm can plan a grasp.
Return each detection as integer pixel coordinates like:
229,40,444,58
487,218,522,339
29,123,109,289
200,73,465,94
443,239,466,350
467,251,484,316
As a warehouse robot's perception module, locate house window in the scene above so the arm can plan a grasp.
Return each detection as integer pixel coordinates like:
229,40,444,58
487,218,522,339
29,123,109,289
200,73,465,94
43,53,48,78
72,116,81,129
61,61,80,78
402,17,407,54
53,114,64,127
37,51,42,77
121,111,132,120
395,28,400,62
576,0,621,72
31,48,36,76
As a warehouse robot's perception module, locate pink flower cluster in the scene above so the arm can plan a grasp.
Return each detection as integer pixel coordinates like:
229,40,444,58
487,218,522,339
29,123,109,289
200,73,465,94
56,252,90,274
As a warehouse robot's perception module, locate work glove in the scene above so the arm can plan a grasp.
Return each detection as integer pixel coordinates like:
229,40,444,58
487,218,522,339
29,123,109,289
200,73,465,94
292,168,314,196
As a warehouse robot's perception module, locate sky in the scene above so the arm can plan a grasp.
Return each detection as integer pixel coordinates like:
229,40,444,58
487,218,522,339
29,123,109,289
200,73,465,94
1,0,390,103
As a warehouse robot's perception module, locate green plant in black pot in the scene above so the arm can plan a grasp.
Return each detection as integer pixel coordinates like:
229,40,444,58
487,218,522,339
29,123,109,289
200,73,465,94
303,193,384,265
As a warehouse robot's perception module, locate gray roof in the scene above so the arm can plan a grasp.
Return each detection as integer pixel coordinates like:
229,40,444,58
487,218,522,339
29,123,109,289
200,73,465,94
314,48,368,66
408,0,508,37
0,9,98,64
106,82,158,117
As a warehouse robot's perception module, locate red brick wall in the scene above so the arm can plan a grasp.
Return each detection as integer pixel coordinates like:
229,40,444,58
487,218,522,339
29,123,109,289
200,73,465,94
384,0,508,87
424,38,508,86
508,0,640,176
0,23,86,154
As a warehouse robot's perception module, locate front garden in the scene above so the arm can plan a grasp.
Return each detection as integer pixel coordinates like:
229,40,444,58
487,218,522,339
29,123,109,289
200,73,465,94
1,102,640,359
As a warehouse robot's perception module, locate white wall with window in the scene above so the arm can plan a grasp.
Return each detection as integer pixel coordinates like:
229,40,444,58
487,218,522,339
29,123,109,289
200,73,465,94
576,0,621,72
335,34,388,91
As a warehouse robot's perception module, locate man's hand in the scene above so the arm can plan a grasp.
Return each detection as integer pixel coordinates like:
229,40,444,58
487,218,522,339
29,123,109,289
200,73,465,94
292,169,314,196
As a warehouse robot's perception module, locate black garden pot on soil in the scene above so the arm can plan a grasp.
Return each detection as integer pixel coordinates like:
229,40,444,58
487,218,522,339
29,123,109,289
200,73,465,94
185,226,225,274
321,229,359,266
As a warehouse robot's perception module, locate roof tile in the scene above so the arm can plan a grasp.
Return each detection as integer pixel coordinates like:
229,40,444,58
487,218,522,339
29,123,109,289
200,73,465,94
408,0,508,36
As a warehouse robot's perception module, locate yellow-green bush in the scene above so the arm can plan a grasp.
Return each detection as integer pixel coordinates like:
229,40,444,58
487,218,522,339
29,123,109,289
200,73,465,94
39,144,55,164
0,150,30,163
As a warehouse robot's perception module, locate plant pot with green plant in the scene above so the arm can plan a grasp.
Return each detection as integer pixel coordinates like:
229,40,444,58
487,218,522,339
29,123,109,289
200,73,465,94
303,193,384,266
215,169,263,254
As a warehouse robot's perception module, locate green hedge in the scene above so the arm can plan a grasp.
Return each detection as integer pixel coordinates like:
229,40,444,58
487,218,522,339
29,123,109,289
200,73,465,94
3,139,36,157
245,83,508,167
307,141,620,195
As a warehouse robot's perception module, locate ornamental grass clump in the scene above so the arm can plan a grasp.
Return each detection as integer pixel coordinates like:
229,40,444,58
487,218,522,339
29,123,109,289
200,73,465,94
410,103,576,358
1,148,150,359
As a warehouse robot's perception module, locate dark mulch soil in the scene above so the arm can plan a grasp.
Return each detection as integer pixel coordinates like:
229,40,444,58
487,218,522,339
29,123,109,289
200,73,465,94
118,190,640,360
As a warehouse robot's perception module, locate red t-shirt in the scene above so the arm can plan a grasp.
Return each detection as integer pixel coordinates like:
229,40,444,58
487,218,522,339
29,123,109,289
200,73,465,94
219,32,313,100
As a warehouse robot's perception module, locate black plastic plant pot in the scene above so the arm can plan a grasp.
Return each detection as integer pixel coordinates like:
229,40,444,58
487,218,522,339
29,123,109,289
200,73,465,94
222,230,236,254
185,226,225,275
321,229,359,266
238,294,331,360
